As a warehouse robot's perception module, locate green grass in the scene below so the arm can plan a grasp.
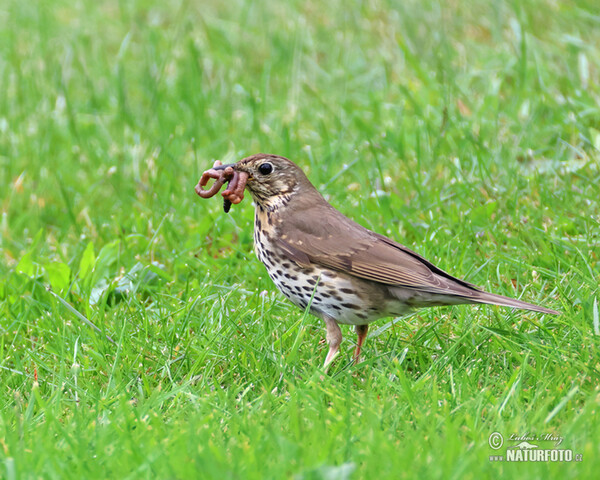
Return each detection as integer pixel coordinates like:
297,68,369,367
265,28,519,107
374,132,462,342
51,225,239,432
1,0,599,478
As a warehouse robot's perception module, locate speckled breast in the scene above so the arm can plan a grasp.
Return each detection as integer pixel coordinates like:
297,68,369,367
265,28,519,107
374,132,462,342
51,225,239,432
253,209,412,326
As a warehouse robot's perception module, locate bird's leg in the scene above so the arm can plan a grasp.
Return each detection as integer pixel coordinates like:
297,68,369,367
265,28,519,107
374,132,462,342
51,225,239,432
354,324,369,364
323,316,342,368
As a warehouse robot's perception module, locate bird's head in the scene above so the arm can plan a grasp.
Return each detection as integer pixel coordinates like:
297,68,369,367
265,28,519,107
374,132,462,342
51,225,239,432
221,153,315,208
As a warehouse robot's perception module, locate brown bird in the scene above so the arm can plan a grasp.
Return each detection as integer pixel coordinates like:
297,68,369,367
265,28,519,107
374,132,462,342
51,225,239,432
203,153,559,367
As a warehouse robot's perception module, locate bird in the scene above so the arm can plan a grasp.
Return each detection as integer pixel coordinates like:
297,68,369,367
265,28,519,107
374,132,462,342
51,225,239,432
205,153,559,367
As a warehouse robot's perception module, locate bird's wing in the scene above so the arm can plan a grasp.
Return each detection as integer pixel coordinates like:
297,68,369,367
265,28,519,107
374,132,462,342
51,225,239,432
277,204,479,296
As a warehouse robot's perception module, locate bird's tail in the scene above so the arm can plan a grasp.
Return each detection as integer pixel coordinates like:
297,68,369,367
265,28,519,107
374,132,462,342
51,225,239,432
469,290,559,315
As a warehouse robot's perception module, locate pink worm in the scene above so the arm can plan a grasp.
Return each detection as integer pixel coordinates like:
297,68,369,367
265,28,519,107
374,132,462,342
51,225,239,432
195,160,248,205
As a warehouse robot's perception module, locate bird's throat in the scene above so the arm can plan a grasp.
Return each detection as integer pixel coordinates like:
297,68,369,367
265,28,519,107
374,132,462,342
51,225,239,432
252,191,293,214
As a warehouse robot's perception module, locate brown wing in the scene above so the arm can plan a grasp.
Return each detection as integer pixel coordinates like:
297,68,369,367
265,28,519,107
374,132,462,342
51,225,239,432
277,203,479,297
275,201,558,315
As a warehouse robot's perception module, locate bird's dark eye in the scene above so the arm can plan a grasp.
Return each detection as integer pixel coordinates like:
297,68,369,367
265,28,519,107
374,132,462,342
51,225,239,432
258,162,273,175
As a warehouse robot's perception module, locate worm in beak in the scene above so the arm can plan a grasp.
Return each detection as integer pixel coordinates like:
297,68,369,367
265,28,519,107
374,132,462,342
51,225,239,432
195,161,249,213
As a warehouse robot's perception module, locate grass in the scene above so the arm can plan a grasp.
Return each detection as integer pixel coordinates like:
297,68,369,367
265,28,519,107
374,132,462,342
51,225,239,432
1,0,599,478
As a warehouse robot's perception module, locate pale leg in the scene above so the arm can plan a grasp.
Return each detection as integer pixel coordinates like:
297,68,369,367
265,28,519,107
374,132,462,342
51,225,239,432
324,316,342,368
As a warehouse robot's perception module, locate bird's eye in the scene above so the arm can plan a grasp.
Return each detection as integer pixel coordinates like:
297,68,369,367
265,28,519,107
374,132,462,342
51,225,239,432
258,162,273,175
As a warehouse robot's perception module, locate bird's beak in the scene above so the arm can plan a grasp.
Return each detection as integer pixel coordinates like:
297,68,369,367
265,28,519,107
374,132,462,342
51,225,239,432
214,162,253,181
212,163,236,171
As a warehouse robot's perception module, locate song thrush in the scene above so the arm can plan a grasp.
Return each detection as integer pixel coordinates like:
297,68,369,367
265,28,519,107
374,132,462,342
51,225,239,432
199,154,559,367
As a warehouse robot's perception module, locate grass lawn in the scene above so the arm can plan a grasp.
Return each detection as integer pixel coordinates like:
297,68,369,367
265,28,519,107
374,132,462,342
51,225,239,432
1,0,599,478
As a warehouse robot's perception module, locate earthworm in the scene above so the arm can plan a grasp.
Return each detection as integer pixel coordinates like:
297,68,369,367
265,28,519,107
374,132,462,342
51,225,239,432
195,160,248,212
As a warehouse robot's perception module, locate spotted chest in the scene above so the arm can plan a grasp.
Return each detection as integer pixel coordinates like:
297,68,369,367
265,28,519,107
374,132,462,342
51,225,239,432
253,209,308,307
252,208,411,325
